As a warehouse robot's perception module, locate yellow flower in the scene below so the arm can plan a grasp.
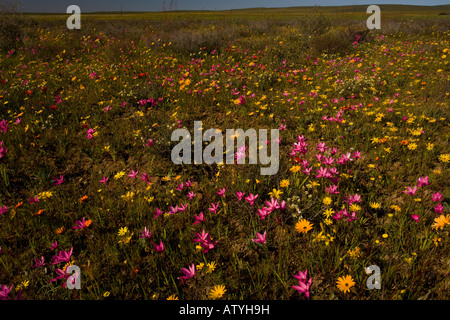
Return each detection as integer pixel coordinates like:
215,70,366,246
295,219,313,234
369,202,381,209
390,205,401,212
349,203,361,212
426,143,434,151
196,263,205,270
118,227,129,237
382,233,388,238
432,215,450,230
114,171,126,180
407,143,417,150
347,247,360,259
323,208,334,218
280,179,290,188
209,285,227,300
207,261,217,273
322,197,332,205
290,165,301,173
438,154,450,163
167,294,179,300
103,291,110,297
268,188,283,199
336,275,355,293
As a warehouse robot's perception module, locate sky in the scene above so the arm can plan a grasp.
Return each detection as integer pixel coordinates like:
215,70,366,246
10,0,450,13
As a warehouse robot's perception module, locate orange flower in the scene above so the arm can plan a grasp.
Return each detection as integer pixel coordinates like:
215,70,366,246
401,140,408,145
85,219,92,227
79,195,88,203
379,138,387,143
15,202,23,208
56,226,64,234
34,209,44,216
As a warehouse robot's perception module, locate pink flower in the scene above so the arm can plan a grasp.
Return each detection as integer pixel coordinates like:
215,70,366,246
178,203,188,212
252,231,267,244
53,175,64,185
416,176,429,187
29,196,39,204
0,284,13,300
193,212,205,224
257,207,271,220
236,191,245,201
0,206,8,215
411,214,420,222
49,241,58,250
264,197,280,212
216,187,226,197
434,203,444,214
153,208,164,218
352,150,362,159
32,256,45,268
315,166,329,179
0,141,7,159
178,264,196,284
431,192,442,202
71,217,89,230
139,227,152,239
403,186,417,196
128,170,138,179
316,142,327,153
168,205,179,215
293,269,308,283
99,176,109,184
291,278,312,299
325,184,340,194
154,241,164,252
145,139,154,147
187,191,196,200
245,193,258,206
208,202,220,214
51,247,73,265
176,183,184,191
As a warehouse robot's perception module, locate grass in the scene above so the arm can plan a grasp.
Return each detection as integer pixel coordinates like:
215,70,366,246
0,4,449,300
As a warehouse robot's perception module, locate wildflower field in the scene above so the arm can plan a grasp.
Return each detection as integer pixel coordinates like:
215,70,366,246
0,5,449,300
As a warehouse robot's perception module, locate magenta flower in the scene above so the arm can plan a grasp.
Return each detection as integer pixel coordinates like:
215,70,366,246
236,191,245,201
193,212,205,224
145,139,154,147
0,120,9,133
252,231,267,244
291,278,312,299
51,247,73,265
315,166,329,179
416,176,429,187
29,196,39,204
245,193,258,206
184,180,192,187
140,173,150,183
431,192,442,202
178,203,188,212
168,205,179,215
0,142,6,159
208,202,220,214
403,186,417,196
154,241,164,252
316,142,327,153
0,206,8,215
99,176,109,184
139,227,152,239
53,175,64,185
216,187,226,197
257,207,271,220
153,208,163,219
0,284,13,300
49,241,58,250
176,183,184,191
434,203,444,214
352,150,362,159
411,214,420,222
178,263,196,284
71,217,89,230
279,200,287,210
325,184,340,194
128,170,138,179
187,191,196,200
264,197,280,212
32,256,45,268
293,269,308,283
